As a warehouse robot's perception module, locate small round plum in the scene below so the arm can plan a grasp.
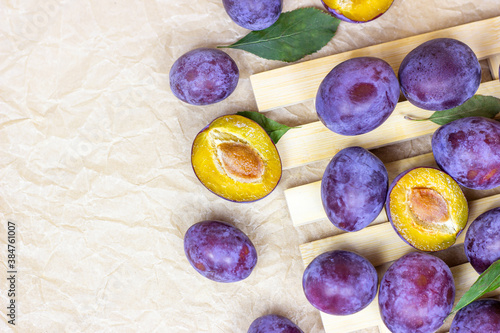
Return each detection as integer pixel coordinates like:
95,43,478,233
321,146,388,232
303,250,377,315
464,207,500,274
315,57,400,136
184,220,257,282
223,0,282,31
170,48,239,105
248,315,304,333
379,252,455,333
399,38,481,111
432,116,500,190
450,299,500,332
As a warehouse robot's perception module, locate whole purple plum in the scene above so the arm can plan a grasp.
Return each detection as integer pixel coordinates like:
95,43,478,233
464,207,500,274
184,220,257,283
450,299,500,332
223,0,282,31
432,116,500,190
321,146,388,232
315,57,399,136
302,250,378,315
248,315,304,333
169,48,239,105
399,38,481,111
378,252,455,333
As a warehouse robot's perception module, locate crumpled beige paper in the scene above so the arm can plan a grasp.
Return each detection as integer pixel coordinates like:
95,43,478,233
1,0,500,332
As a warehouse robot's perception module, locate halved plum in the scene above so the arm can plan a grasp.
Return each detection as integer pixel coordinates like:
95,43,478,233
322,0,394,23
191,115,282,202
386,167,468,251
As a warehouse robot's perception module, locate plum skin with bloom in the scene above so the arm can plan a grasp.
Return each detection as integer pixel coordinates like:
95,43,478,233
302,250,377,315
378,252,455,333
321,146,388,232
184,220,257,283
432,116,500,190
450,299,500,332
464,207,500,274
315,57,400,136
169,48,239,105
399,38,481,111
247,314,303,333
223,0,282,31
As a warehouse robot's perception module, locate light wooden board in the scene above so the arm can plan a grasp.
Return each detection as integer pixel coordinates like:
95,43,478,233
285,153,436,227
488,54,500,80
276,80,500,170
299,193,500,268
313,262,500,333
251,16,500,111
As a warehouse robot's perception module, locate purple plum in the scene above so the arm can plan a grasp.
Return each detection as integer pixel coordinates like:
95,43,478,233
464,207,500,274
170,48,239,105
184,220,257,282
321,146,388,232
303,250,378,315
378,252,455,333
450,299,500,332
432,116,500,190
399,38,481,111
315,56,400,136
248,314,303,333
223,0,282,31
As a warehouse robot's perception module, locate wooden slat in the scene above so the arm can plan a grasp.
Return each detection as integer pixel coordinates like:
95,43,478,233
488,54,500,80
315,263,500,333
276,80,500,170
251,16,500,111
299,193,500,268
285,153,436,227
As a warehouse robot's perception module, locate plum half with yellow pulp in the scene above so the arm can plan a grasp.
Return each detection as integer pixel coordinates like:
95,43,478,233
191,115,282,202
386,167,468,251
322,0,394,23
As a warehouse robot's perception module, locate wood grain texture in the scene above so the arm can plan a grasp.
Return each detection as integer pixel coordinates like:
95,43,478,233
299,193,500,268
488,54,500,79
276,80,500,170
251,16,500,111
285,153,436,227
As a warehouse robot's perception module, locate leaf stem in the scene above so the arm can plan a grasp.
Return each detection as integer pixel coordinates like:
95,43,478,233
404,115,430,121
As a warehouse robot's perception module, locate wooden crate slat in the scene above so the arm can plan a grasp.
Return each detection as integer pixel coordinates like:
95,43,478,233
299,193,500,269
315,263,500,333
251,16,500,111
488,54,500,80
276,80,500,170
285,153,436,227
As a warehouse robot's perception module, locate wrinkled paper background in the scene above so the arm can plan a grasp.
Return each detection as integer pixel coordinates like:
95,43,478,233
1,0,500,332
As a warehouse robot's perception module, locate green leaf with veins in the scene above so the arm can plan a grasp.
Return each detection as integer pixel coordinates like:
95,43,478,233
219,8,340,63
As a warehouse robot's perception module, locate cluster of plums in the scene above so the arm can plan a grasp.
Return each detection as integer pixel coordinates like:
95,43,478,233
173,1,500,331
169,0,284,106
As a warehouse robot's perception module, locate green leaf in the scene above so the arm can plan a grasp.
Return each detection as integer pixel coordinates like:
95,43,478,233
405,95,500,125
236,111,293,144
219,8,340,62
447,259,500,319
